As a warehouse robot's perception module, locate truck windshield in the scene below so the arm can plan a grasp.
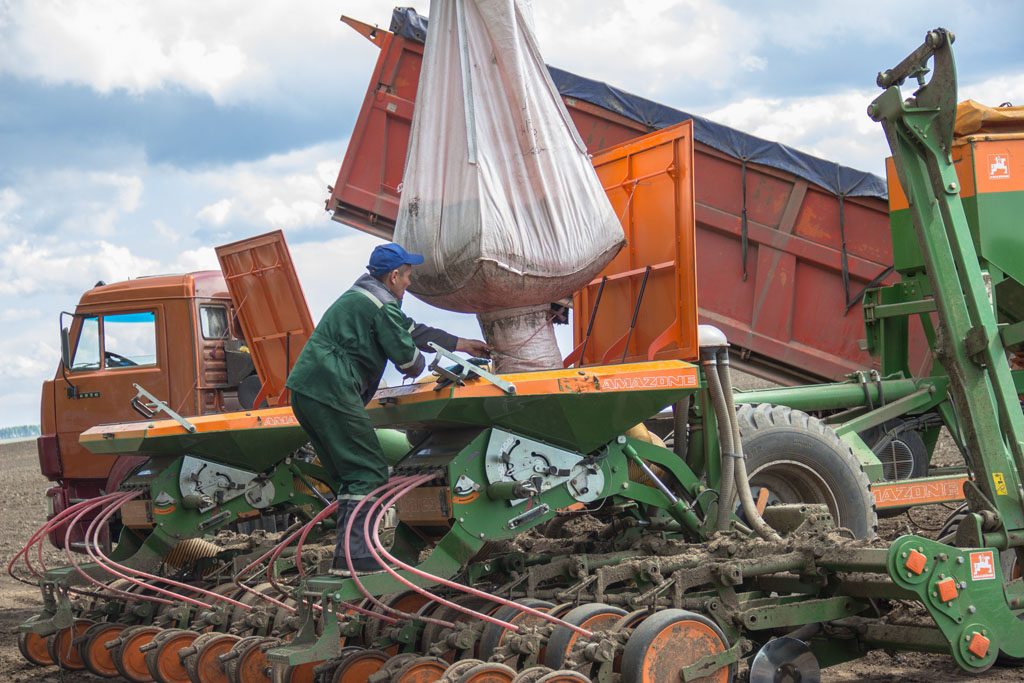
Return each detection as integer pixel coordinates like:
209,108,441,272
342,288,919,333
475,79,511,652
71,317,100,370
104,312,157,367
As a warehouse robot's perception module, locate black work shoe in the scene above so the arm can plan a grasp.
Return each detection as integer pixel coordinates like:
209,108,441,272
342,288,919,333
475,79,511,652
328,556,395,576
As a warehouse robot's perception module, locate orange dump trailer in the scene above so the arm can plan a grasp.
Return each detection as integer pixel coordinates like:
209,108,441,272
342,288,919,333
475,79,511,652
329,9,930,383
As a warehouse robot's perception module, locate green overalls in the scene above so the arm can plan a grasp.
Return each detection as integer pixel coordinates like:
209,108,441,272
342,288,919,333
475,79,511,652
285,274,456,498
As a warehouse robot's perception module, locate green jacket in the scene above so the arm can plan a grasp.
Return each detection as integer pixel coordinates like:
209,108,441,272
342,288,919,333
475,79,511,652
286,274,458,409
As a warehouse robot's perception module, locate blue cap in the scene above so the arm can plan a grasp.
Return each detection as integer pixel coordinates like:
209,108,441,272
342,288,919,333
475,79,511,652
367,243,425,275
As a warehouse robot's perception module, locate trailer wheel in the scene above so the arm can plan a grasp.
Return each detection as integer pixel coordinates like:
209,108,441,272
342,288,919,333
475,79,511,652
738,403,878,539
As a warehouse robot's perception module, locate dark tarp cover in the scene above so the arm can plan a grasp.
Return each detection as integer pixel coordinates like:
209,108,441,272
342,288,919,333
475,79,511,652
390,7,886,200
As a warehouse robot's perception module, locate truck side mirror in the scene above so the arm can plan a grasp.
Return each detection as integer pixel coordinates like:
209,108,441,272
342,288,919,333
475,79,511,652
60,326,72,368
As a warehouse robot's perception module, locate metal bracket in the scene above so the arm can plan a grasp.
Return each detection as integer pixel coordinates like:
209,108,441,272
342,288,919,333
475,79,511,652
427,342,516,395
682,637,751,682
130,383,196,433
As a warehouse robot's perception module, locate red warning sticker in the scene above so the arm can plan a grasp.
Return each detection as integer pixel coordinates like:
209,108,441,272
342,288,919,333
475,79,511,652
970,550,996,581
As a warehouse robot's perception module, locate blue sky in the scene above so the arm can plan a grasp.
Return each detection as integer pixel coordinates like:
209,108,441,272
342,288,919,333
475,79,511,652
2,0,1024,428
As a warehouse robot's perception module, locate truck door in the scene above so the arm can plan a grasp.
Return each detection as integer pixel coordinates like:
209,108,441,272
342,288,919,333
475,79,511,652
54,307,171,481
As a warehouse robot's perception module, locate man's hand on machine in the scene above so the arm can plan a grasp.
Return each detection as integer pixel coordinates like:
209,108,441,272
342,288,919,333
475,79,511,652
456,338,492,358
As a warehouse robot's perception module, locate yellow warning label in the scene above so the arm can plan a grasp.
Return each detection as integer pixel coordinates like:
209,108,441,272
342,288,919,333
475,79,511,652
993,472,1008,496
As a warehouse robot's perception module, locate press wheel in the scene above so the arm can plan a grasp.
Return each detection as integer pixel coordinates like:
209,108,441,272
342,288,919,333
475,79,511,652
186,632,240,683
144,628,199,683
363,592,433,649
79,622,127,677
438,658,484,682
455,662,518,683
47,617,93,670
543,603,627,669
391,654,450,683
275,660,321,683
17,629,53,666
478,599,554,661
371,652,419,680
112,624,161,682
511,666,554,682
223,635,278,683
423,595,500,661
330,648,389,682
620,609,733,683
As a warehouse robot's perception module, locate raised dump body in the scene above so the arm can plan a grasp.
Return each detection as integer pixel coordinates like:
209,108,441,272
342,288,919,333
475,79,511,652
329,9,930,383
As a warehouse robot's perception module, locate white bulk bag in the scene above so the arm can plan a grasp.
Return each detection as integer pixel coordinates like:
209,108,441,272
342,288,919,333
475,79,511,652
395,0,625,314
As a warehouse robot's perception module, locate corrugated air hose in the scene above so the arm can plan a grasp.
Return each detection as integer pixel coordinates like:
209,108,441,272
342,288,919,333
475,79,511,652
163,538,224,569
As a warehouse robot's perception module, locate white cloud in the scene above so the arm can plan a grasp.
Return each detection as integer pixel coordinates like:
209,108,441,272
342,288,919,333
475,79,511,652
0,308,41,323
704,89,891,176
0,187,21,239
961,73,1024,109
197,198,233,226
0,0,412,104
0,240,160,297
532,0,760,98
182,143,342,232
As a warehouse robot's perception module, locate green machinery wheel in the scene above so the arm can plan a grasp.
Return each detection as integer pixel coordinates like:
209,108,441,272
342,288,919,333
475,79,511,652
738,403,878,539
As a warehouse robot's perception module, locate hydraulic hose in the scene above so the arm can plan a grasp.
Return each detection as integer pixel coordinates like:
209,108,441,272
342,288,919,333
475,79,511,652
718,348,782,542
703,349,735,532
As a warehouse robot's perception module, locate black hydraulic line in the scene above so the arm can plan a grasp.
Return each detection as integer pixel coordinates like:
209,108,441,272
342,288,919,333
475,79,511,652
621,266,652,363
576,276,607,366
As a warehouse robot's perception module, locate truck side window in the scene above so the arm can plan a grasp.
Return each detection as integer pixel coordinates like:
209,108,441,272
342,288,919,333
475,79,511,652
200,305,229,340
103,312,157,368
71,317,101,371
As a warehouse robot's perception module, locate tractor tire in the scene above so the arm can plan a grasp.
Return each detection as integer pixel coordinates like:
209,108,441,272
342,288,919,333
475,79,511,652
738,403,878,539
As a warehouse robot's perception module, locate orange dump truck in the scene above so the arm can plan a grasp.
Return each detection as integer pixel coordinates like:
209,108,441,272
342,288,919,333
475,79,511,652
38,231,312,550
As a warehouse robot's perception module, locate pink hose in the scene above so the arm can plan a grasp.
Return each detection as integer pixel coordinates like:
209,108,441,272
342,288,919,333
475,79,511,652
371,478,595,639
8,494,117,583
61,494,173,604
86,491,248,611
361,475,518,631
342,477,449,626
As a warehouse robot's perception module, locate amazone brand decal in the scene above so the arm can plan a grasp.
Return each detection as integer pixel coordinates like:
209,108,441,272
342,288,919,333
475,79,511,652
261,415,299,427
872,478,967,507
989,153,1010,180
601,374,697,391
153,505,176,515
970,550,996,581
453,492,479,505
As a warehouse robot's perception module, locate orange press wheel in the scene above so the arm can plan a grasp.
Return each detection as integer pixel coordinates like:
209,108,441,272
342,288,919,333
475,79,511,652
543,603,627,669
370,652,420,680
510,666,554,682
46,618,94,670
620,609,734,683
222,635,278,683
80,622,127,677
112,625,161,682
330,648,390,683
144,628,200,683
391,654,450,683
362,591,432,647
454,661,518,683
186,632,240,683
276,660,321,683
438,658,485,682
17,629,53,666
478,599,554,661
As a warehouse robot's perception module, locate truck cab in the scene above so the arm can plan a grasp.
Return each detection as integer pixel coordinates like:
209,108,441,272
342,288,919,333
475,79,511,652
37,271,255,550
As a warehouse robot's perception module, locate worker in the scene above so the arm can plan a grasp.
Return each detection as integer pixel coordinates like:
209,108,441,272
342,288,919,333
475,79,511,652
286,243,490,574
